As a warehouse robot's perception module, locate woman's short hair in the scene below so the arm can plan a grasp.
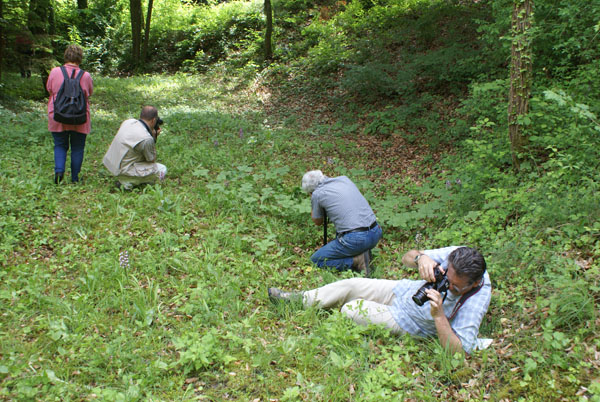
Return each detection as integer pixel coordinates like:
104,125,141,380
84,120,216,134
64,44,83,65
301,170,325,194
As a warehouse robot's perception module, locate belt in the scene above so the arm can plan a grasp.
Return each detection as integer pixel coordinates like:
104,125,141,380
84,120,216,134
337,221,378,237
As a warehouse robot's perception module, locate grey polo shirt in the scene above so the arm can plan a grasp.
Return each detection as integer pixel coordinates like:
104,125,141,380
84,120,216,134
311,176,376,233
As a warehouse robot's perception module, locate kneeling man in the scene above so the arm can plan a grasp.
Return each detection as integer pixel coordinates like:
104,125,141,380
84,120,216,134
302,170,382,275
269,246,491,354
103,106,167,190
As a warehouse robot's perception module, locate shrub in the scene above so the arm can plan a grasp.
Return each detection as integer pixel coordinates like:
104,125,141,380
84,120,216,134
176,1,264,72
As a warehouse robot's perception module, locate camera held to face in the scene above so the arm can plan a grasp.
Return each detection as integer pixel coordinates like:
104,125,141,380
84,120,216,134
154,117,163,131
412,265,450,306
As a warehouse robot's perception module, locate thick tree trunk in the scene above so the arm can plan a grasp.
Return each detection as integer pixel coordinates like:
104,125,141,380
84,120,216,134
264,0,273,63
142,0,154,63
130,0,142,68
508,0,533,171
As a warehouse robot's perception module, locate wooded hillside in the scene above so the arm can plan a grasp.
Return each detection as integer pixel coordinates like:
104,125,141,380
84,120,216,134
1,0,599,400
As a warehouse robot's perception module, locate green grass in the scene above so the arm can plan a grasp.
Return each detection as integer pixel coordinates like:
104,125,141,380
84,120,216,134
0,71,599,401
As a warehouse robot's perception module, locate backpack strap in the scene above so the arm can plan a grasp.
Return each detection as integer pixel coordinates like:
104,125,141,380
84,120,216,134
447,275,485,321
59,65,69,80
59,65,85,81
75,68,85,82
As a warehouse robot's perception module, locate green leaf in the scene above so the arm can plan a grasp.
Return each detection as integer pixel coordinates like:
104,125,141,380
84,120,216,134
46,369,60,383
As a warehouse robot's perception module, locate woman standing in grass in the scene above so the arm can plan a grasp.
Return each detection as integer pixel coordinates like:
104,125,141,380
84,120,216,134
46,44,93,184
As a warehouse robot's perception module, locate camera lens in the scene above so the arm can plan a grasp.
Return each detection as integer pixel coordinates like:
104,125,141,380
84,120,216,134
412,282,434,306
412,290,428,306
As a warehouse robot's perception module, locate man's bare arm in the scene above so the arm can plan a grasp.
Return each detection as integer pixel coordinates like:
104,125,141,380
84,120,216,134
402,250,440,282
426,289,464,355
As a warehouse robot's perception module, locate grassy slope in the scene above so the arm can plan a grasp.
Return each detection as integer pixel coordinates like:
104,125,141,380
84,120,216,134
0,70,598,401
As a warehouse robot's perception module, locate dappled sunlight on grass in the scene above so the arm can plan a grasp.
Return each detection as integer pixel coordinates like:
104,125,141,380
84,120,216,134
1,66,599,400
1,72,405,400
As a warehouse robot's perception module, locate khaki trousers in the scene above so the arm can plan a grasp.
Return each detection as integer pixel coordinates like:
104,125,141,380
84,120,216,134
117,163,167,189
303,278,405,334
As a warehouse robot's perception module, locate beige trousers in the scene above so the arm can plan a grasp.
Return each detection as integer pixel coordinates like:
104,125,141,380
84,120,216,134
303,278,405,334
117,163,167,189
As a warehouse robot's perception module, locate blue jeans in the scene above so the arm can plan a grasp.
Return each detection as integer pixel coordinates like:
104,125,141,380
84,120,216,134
52,131,87,182
310,224,382,271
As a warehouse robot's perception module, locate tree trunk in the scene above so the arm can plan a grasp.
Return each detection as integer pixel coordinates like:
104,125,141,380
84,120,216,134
28,0,51,92
77,0,88,9
508,0,533,171
0,0,3,81
48,0,55,36
28,0,49,36
130,0,142,68
264,0,273,63
142,0,154,63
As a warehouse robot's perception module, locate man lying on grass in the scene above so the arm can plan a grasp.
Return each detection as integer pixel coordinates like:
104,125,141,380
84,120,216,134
269,246,491,354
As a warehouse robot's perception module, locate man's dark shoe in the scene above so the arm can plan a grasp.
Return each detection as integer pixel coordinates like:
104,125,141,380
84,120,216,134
268,287,301,303
54,173,64,184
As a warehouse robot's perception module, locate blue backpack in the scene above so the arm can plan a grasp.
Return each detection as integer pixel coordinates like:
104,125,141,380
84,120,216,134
53,66,87,125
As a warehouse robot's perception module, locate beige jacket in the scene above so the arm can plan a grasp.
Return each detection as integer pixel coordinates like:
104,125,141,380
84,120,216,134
103,119,155,176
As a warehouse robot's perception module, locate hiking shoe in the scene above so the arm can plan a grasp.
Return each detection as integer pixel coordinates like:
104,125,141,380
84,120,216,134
352,251,371,277
364,250,372,277
54,173,64,184
268,287,300,303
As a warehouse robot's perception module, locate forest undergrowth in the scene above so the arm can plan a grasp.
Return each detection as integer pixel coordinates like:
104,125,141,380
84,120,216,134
0,67,599,401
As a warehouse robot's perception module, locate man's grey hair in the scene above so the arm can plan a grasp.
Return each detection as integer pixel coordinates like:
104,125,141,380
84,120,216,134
301,170,325,194
448,247,486,284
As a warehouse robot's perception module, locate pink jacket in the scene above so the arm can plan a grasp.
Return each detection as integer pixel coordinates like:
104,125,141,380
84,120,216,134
47,64,93,134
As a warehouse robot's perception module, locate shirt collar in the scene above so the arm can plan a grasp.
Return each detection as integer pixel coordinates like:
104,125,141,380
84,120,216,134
137,119,153,136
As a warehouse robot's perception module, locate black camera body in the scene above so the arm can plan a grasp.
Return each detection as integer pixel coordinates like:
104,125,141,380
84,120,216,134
154,117,163,131
412,266,450,306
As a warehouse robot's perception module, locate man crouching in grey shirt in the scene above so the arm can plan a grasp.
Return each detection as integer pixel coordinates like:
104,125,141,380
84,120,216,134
301,170,382,275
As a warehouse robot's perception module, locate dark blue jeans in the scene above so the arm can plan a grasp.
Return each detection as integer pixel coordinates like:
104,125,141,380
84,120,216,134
52,131,87,182
310,224,382,271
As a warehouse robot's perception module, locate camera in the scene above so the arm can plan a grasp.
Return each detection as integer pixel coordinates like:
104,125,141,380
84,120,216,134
154,117,163,131
412,266,450,306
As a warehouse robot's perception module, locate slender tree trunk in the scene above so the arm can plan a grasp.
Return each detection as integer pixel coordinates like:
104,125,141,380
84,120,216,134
77,0,88,9
130,0,142,68
28,0,49,36
508,0,533,171
48,0,55,36
28,0,51,92
264,0,273,63
142,0,154,63
0,0,4,81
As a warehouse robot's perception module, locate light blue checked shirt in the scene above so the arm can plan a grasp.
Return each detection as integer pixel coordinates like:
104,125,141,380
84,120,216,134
388,246,492,353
